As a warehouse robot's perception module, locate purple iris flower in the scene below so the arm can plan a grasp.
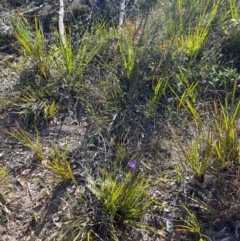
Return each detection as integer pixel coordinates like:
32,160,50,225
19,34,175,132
128,160,137,169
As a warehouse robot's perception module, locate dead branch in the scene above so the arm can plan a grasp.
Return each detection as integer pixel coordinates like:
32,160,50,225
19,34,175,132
22,1,47,16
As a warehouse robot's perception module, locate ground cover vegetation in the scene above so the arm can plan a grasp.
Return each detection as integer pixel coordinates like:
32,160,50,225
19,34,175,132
1,0,240,240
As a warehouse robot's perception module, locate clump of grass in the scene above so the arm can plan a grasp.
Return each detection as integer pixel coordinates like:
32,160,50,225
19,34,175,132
59,159,166,241
53,22,108,78
65,160,165,240
86,167,152,223
11,17,51,79
212,100,240,168
177,203,210,241
118,27,136,81
8,125,45,160
13,83,57,124
176,68,199,104
11,16,110,125
172,126,213,183
116,25,141,105
8,126,75,183
174,0,219,57
169,77,200,114
46,144,76,183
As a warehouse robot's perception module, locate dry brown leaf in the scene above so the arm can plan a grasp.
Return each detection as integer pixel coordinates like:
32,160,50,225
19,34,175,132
17,177,26,188
21,169,31,176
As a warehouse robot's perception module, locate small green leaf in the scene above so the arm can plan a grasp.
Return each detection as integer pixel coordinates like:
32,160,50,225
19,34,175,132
0,192,6,205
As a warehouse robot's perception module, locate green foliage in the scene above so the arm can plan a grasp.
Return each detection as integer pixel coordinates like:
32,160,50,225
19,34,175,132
115,24,149,105
206,68,240,93
46,145,76,183
149,76,168,115
172,127,213,182
169,69,200,113
174,0,219,57
12,17,108,80
184,100,203,125
0,192,6,205
4,1,240,240
86,171,153,223
178,203,210,240
43,101,58,121
8,127,75,183
53,23,108,78
118,28,136,80
83,163,166,239
175,68,199,105
8,126,45,160
13,83,54,123
11,17,50,79
212,100,240,167
0,167,8,205
176,163,184,185
170,84,202,124
11,17,109,124
229,0,239,19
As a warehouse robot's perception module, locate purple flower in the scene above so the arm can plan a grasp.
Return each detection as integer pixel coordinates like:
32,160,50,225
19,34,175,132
128,160,137,169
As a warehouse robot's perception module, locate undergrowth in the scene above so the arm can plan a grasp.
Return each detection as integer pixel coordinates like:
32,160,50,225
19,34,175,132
2,0,240,240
